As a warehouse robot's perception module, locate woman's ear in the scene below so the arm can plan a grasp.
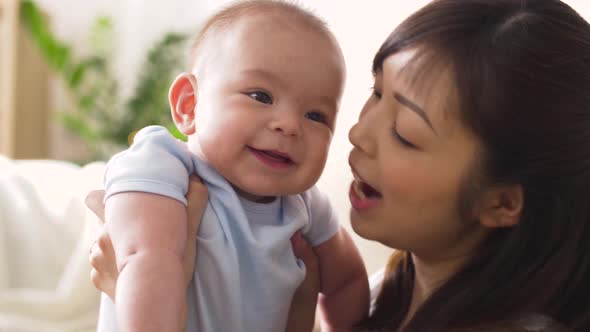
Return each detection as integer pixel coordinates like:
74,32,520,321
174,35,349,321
169,73,198,135
474,184,523,228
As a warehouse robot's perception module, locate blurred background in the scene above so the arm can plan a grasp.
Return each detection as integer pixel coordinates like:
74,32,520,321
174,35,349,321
1,1,589,331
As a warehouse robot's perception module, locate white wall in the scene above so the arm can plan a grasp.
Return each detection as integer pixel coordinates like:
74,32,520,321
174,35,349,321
36,0,590,274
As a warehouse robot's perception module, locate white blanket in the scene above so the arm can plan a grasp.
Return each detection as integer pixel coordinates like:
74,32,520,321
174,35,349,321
0,155,105,332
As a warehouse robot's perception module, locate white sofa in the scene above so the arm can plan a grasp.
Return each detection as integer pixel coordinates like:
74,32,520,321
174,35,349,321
0,155,105,332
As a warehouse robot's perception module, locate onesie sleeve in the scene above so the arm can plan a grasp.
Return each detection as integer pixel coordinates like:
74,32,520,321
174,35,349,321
300,186,340,247
103,125,194,206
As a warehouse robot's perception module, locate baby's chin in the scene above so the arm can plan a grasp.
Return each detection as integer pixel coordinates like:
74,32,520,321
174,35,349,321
231,186,277,203
230,180,312,202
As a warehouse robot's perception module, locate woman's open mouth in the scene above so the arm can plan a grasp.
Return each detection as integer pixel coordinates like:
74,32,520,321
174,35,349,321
349,175,382,211
248,147,294,170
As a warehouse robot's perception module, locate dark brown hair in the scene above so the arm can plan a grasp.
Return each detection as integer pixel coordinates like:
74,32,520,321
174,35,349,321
360,1,590,331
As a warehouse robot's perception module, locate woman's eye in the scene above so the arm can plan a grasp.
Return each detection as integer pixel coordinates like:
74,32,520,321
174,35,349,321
393,129,417,149
247,91,273,104
370,86,382,99
305,111,328,124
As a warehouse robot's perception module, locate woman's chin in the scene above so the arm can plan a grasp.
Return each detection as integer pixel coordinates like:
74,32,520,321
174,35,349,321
349,209,373,239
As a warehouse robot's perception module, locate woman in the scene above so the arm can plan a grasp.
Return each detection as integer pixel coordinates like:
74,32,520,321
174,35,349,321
89,0,590,331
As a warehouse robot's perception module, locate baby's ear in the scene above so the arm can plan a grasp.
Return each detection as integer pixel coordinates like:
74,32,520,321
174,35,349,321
169,73,198,135
474,184,523,228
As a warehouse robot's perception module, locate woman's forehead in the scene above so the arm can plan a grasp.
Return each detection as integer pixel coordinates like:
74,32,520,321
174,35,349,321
381,49,462,136
382,48,453,90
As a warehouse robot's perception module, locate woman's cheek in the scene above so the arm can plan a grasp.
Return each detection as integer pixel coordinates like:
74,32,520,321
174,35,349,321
382,159,428,201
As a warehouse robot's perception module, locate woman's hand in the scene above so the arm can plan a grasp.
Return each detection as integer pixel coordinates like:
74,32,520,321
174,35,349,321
86,176,208,302
287,232,321,332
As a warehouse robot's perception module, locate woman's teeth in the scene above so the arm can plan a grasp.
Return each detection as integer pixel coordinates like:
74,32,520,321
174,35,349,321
353,179,382,199
353,179,367,200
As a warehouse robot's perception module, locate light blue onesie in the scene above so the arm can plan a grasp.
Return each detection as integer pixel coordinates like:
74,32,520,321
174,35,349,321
97,126,339,332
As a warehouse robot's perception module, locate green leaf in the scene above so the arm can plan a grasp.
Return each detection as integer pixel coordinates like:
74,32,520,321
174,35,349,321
20,1,73,73
55,112,99,143
167,125,187,142
21,1,190,161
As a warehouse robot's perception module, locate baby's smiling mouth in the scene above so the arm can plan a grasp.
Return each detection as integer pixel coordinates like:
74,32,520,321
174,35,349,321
247,146,295,168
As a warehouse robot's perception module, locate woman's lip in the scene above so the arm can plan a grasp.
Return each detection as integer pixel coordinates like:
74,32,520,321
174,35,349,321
349,181,381,211
349,164,377,192
349,163,366,183
248,147,294,170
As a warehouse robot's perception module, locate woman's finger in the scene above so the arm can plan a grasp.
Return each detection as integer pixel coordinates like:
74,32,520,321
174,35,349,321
182,175,209,284
186,175,208,239
88,223,119,302
85,190,106,224
287,231,320,332
291,231,320,275
90,268,117,302
89,228,118,274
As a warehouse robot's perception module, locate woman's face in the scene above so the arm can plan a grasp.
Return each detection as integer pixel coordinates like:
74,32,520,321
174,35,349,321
348,49,486,259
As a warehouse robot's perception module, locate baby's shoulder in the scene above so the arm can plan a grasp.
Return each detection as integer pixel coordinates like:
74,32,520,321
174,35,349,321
299,185,331,207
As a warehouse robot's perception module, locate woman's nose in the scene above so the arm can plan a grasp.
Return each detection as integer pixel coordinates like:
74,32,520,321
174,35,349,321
348,111,377,158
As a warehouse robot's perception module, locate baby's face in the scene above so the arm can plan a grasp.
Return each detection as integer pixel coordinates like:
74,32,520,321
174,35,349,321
188,15,345,199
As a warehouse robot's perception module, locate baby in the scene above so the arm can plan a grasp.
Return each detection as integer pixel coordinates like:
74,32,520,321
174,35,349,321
98,1,369,331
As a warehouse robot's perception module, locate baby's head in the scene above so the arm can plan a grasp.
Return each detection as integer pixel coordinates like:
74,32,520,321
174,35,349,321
169,0,345,201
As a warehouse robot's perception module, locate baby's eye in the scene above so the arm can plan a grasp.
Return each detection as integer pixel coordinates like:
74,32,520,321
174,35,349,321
247,91,273,105
305,111,328,124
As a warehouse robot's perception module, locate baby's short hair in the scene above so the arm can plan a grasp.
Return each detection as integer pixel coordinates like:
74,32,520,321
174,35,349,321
188,0,336,71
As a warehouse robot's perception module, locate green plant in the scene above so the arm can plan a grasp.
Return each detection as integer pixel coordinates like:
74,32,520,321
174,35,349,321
20,0,188,161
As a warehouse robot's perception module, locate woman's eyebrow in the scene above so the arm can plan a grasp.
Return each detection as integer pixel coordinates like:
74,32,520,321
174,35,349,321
394,92,437,134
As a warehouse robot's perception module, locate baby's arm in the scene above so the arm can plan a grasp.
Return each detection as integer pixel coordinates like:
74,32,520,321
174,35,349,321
314,227,369,331
106,192,187,332
302,187,369,331
103,126,195,332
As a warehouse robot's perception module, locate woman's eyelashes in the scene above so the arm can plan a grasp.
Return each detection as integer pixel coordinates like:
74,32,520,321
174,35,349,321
369,86,417,148
370,86,383,99
247,90,273,104
392,127,417,149
369,85,418,149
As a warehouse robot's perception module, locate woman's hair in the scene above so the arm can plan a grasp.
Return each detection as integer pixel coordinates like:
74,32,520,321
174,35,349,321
360,1,590,331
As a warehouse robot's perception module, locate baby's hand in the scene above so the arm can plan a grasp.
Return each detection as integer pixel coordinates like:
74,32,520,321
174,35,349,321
86,176,209,301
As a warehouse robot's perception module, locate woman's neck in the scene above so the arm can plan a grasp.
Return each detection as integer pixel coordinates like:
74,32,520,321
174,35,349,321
400,251,476,330
396,223,491,330
411,253,466,308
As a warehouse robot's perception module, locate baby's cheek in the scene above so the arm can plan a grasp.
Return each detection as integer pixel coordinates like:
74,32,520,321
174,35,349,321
305,143,330,181
186,135,209,161
199,140,228,166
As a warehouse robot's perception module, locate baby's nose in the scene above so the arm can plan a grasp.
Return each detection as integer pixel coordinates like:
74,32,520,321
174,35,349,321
270,112,302,137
